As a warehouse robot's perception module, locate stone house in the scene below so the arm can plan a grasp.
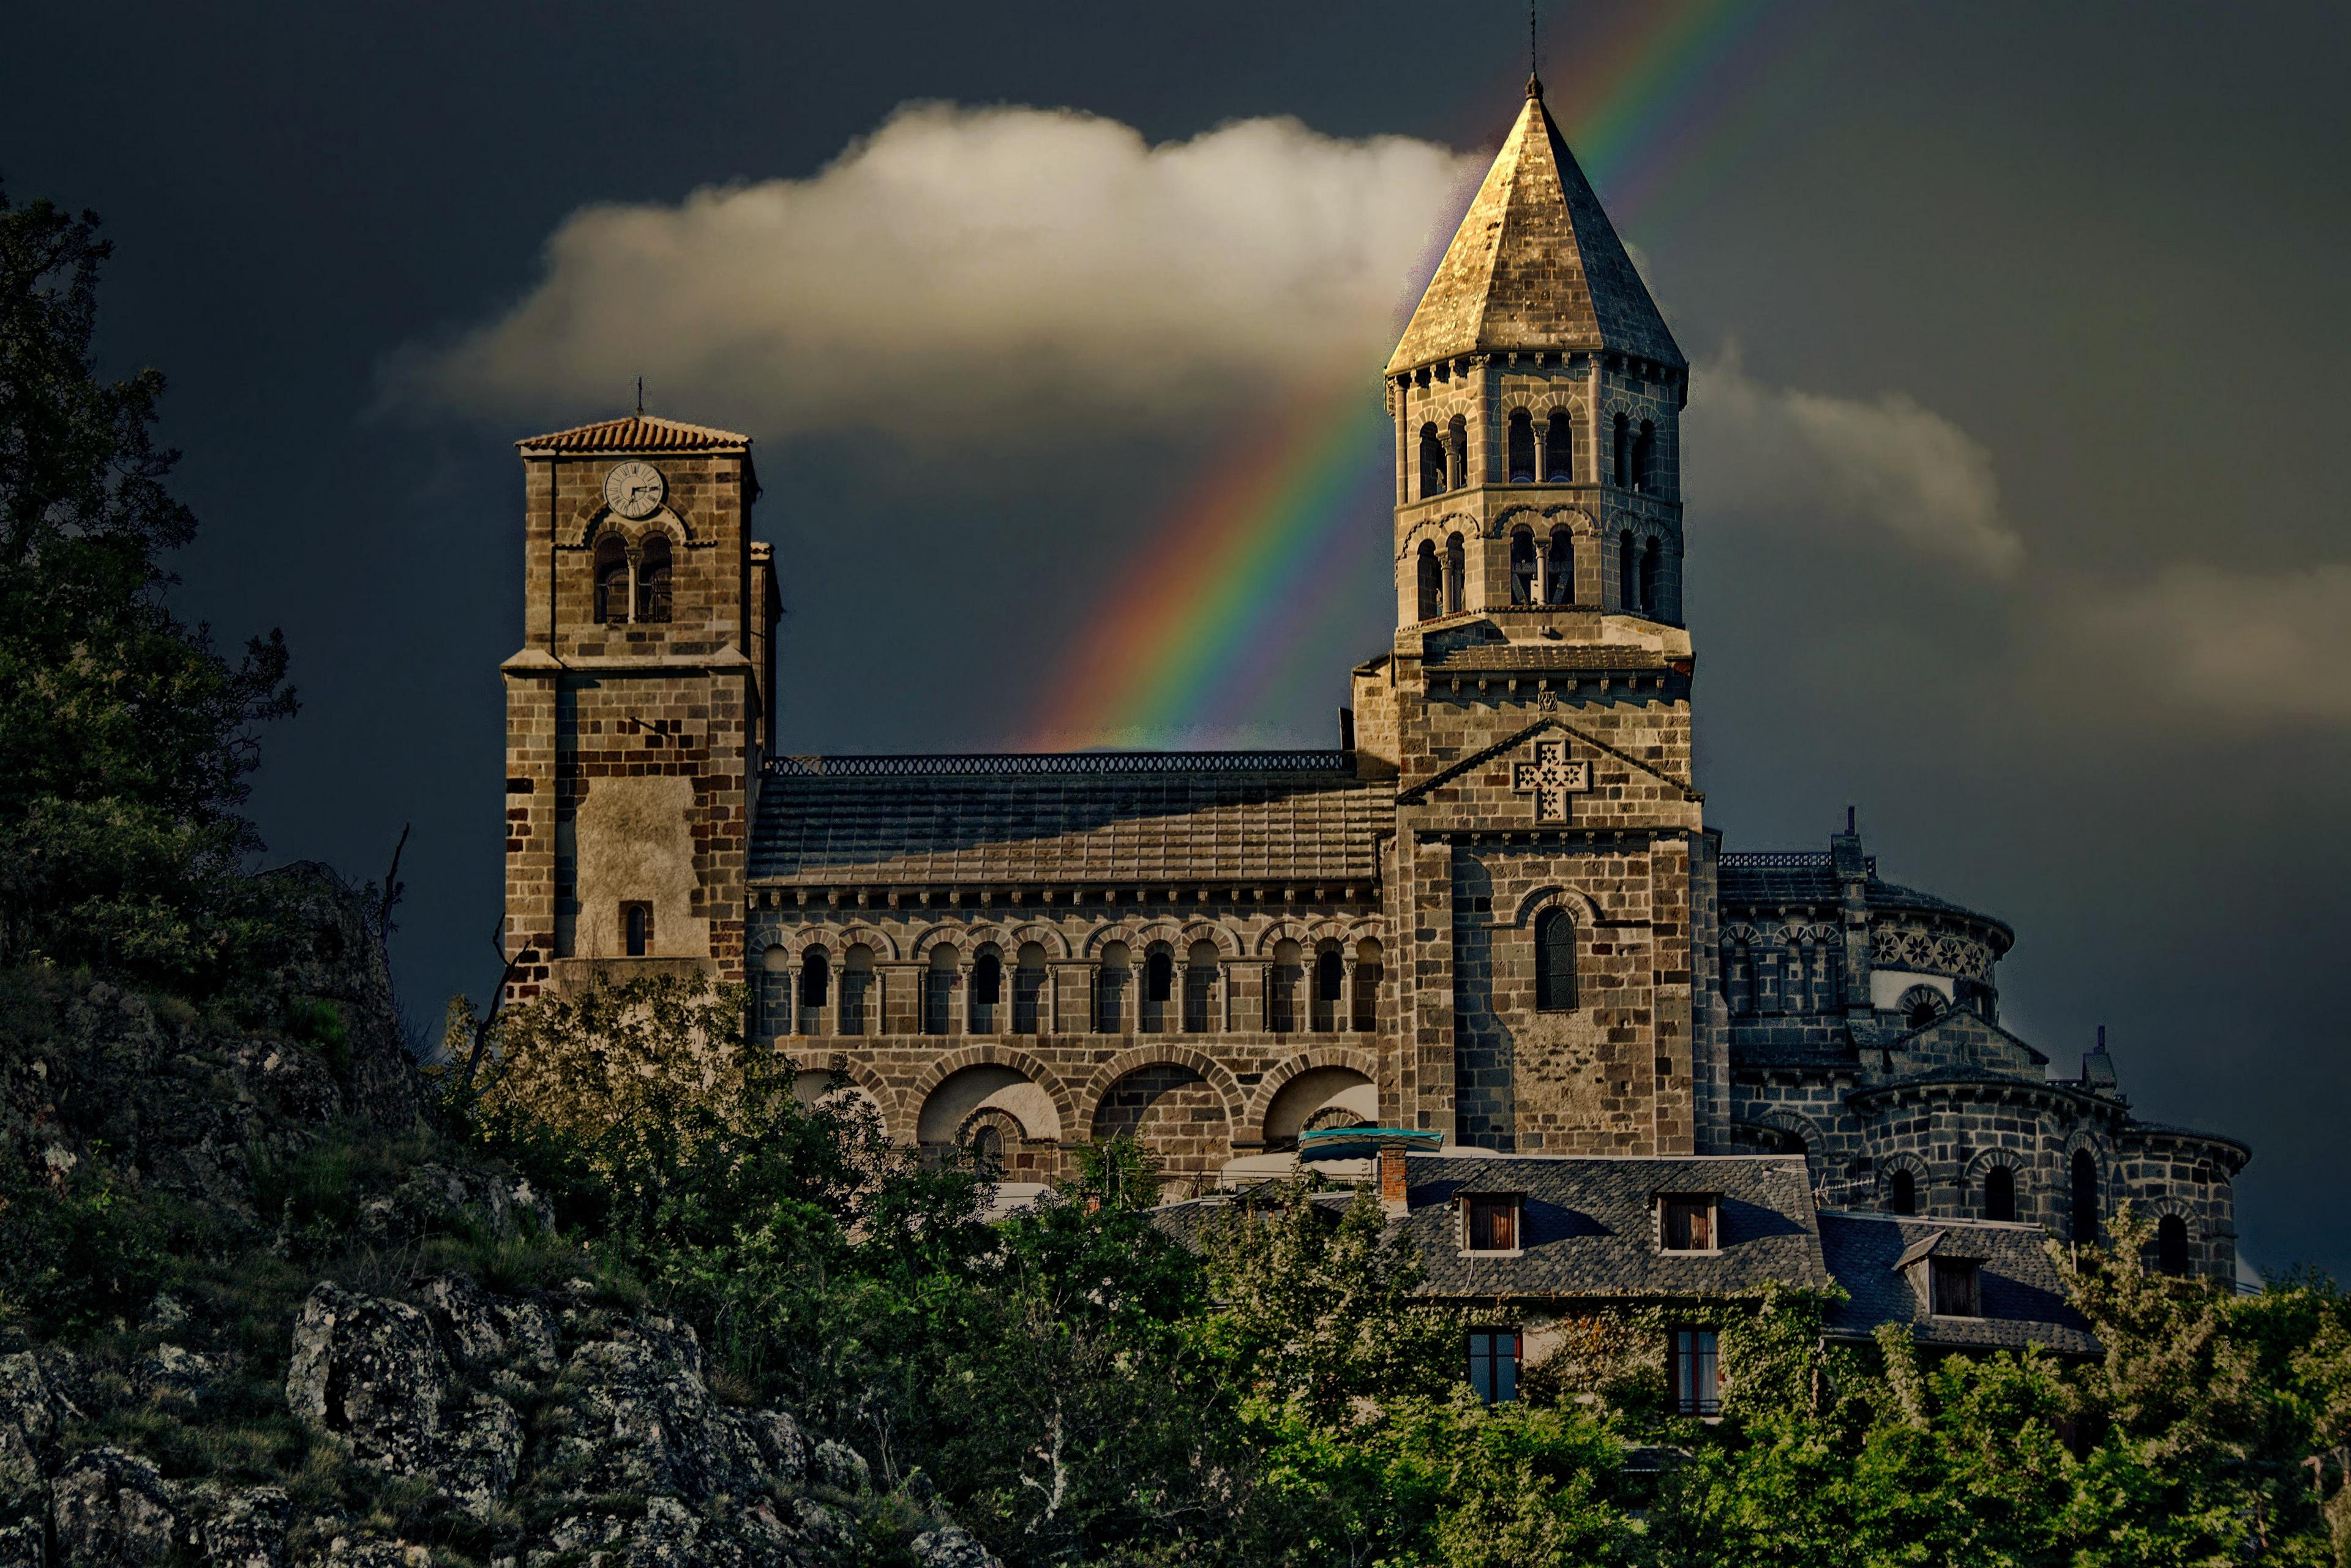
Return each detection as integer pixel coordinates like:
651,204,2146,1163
495,73,2249,1301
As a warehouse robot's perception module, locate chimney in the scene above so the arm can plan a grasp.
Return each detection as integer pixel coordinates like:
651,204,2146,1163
1378,1139,1411,1218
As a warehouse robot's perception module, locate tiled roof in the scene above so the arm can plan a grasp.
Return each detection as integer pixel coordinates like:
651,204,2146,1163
1393,1154,1826,1299
1388,86,1682,375
1818,1212,2099,1356
748,756,1390,886
516,413,752,452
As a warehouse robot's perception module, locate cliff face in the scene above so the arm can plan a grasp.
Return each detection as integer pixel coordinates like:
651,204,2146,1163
0,867,993,1568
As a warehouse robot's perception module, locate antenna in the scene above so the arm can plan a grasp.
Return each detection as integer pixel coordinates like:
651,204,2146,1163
636,376,644,416
1527,0,1543,96
1846,805,1856,834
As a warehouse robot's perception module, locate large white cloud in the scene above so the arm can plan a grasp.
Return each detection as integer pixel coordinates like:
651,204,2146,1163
2071,561,2351,724
390,102,1480,435
1685,351,2023,578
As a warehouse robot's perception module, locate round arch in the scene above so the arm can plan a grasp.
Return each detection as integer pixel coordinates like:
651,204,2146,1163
1243,1046,1381,1143
903,1045,1077,1141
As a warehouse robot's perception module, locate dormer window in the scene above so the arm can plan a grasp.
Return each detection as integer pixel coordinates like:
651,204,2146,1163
1659,1195,1717,1253
1929,1256,1981,1317
1463,1195,1521,1253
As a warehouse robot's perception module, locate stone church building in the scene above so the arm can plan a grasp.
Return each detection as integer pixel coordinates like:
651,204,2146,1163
497,79,2248,1285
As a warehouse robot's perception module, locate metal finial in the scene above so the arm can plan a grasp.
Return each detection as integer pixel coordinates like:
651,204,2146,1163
636,376,644,416
1527,0,1543,97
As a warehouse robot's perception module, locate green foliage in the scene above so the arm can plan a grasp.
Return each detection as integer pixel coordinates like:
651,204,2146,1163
0,189,298,992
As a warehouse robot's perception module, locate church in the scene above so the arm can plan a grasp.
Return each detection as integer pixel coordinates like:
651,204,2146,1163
494,75,2249,1327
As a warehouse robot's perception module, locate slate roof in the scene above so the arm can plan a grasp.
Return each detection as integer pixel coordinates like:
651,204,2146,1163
516,413,752,453
1155,1154,1828,1300
1393,1154,1826,1299
748,754,1391,887
1818,1211,2099,1356
1387,84,1682,375
1717,856,2012,946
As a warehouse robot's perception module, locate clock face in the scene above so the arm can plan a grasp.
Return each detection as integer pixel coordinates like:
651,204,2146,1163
604,460,666,520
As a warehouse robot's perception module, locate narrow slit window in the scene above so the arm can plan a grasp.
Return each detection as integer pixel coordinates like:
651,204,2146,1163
1545,409,1574,482
621,901,652,957
1510,528,1536,605
635,534,673,623
1506,408,1535,482
1544,528,1573,605
1420,424,1448,497
1534,908,1576,1011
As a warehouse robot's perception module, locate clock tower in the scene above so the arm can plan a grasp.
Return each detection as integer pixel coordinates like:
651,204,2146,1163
500,414,780,1000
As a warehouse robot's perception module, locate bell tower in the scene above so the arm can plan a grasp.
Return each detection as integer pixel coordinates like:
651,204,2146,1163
500,413,780,1001
1357,76,1725,1155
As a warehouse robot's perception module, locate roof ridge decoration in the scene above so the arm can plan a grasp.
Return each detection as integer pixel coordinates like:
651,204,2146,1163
517,412,753,453
1387,89,1683,376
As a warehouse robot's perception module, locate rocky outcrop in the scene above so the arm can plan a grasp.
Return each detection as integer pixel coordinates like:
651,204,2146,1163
0,1350,79,1490
51,1449,175,1567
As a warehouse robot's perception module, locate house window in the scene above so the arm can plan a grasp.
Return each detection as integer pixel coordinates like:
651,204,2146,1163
1534,908,1576,1011
2157,1214,2189,1276
1464,1196,1520,1252
1660,1196,1715,1252
621,901,652,957
1672,1328,1721,1416
1929,1257,1981,1316
1468,1329,1521,1405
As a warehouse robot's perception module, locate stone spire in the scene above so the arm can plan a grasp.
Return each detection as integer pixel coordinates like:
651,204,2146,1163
1387,85,1683,376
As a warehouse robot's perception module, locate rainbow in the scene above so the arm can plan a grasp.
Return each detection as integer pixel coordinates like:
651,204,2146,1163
1018,0,1808,751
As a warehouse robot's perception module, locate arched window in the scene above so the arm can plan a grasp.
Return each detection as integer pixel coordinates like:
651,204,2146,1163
756,944,790,1038
1183,940,1219,1034
1984,1165,2016,1223
1311,944,1344,1033
1506,409,1535,482
623,901,651,957
1096,941,1130,1034
1889,1168,1917,1216
1619,533,1638,612
1639,538,1661,619
1141,944,1174,1034
1543,528,1573,606
1012,942,1048,1035
1630,419,1655,493
1612,413,1630,488
1269,938,1302,1033
798,947,830,1034
1416,541,1442,621
970,947,1003,1035
969,1120,1005,1172
593,535,631,625
924,946,957,1036
2071,1151,2099,1244
1449,415,1469,488
839,943,874,1037
1445,533,1466,614
1899,986,1948,1031
1545,410,1574,482
1420,423,1447,497
635,534,673,623
1351,937,1382,1032
2157,1214,2189,1275
1509,528,1537,605
1535,908,1576,1011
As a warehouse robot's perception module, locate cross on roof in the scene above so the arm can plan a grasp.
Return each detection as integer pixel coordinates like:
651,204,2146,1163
1512,738,1592,822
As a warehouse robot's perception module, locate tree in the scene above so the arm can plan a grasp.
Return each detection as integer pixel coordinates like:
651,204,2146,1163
0,189,295,988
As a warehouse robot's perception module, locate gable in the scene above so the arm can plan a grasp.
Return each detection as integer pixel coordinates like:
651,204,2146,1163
1398,716,1698,808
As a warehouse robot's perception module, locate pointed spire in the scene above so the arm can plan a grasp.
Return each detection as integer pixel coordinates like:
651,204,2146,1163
1388,89,1682,376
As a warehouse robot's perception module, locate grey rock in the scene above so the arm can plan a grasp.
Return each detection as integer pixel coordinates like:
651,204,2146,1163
138,1342,219,1406
201,1485,289,1568
386,1166,553,1244
286,1285,448,1476
547,1318,760,1503
790,1498,855,1557
911,1524,1002,1568
733,1408,808,1485
53,1447,176,1566
0,1520,42,1568
419,1275,557,1381
0,1348,78,1487
142,1292,191,1333
437,1393,523,1521
811,1439,870,1493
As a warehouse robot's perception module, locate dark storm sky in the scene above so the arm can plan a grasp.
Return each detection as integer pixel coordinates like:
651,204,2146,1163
5,2,2346,1276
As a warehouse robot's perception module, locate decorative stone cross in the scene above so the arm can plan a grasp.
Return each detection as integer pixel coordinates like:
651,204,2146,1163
1512,738,1592,822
